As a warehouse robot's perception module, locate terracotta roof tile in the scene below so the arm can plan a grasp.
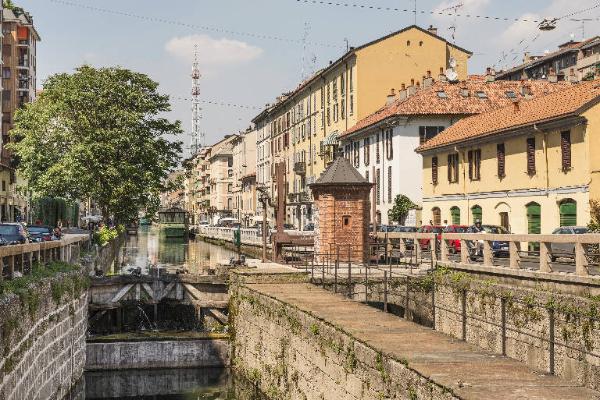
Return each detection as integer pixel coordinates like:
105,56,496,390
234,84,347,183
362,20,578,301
416,79,600,152
341,78,570,138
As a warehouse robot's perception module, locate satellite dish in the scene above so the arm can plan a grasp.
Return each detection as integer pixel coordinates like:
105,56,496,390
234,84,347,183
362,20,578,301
449,57,457,69
445,68,459,82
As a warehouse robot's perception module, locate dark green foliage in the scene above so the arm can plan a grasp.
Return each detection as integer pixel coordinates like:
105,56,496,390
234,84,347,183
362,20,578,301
31,196,79,227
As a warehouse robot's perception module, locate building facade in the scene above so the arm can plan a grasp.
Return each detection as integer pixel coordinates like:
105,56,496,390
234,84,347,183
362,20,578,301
417,79,600,234
1,5,39,222
252,25,472,230
207,135,236,225
231,127,257,226
339,75,569,226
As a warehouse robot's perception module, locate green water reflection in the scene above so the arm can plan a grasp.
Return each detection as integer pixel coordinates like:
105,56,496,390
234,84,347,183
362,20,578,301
119,226,237,274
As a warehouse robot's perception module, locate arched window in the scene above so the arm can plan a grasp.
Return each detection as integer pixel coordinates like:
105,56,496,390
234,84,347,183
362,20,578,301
526,202,541,251
559,199,577,227
450,207,460,225
471,205,482,224
432,207,441,226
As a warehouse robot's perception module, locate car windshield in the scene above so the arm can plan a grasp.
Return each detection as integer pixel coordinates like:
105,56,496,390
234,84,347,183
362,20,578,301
0,225,18,235
28,227,50,234
574,228,588,234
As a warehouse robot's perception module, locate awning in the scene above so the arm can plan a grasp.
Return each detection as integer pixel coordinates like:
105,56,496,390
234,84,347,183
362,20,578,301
323,131,339,146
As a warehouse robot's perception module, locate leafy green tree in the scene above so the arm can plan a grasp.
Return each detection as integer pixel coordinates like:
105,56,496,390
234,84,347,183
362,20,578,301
10,65,183,222
388,194,417,225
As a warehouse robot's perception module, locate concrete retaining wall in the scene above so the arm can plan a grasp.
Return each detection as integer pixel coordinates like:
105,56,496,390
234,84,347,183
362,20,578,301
86,339,230,370
230,284,457,400
0,289,88,400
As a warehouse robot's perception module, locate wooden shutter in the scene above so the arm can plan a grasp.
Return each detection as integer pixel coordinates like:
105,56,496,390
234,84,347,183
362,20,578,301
497,143,505,178
561,131,571,171
419,127,426,145
447,154,452,182
432,156,438,185
559,201,577,226
467,151,473,180
526,138,536,175
451,207,460,225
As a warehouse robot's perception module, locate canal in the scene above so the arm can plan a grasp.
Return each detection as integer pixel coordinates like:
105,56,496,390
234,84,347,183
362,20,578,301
77,227,260,399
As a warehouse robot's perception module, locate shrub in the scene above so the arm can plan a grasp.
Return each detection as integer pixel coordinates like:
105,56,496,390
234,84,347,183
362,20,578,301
93,226,119,246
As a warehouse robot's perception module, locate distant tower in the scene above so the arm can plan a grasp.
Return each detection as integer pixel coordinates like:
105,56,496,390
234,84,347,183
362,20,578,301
191,45,203,155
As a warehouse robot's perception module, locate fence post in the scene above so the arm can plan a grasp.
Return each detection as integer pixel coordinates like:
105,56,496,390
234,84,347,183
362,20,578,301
460,239,470,264
549,308,555,375
509,240,520,269
483,240,493,266
440,236,448,263
575,242,589,276
539,241,552,273
383,271,388,313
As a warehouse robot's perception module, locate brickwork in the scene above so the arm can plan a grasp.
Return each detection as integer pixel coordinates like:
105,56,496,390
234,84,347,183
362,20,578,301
313,187,371,263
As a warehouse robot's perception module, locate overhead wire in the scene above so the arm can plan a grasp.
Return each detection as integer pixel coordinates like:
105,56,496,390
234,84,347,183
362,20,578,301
49,0,344,49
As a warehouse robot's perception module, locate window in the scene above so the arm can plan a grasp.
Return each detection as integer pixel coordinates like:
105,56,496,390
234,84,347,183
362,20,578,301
432,208,441,226
561,131,571,172
228,157,233,167
406,40,411,46
475,91,488,99
363,137,370,166
349,94,354,115
342,215,351,228
431,156,438,185
349,67,354,92
385,129,393,160
376,133,380,163
419,126,445,145
505,91,517,99
559,199,577,227
344,144,351,159
447,153,459,183
333,103,339,122
376,169,381,205
1,181,5,191
227,183,233,193
526,137,536,175
365,170,369,182
419,41,423,46
353,141,359,167
387,166,392,203
471,205,482,224
468,149,481,181
341,98,346,119
450,207,460,225
228,169,233,178
2,68,10,79
340,74,345,95
436,91,448,99
497,143,506,178
500,212,509,231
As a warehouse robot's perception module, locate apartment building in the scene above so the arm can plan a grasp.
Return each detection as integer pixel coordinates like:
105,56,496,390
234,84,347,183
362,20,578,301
253,106,274,224
253,25,472,229
231,127,257,226
497,36,600,82
339,74,570,225
416,79,600,234
1,5,39,222
207,135,236,224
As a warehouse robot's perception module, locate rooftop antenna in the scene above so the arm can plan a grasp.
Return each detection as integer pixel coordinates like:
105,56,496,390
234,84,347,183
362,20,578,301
570,18,594,39
301,22,311,80
191,44,203,155
442,2,464,42
413,0,417,25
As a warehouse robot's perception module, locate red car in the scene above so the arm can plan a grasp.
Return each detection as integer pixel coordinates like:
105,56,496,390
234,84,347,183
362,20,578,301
442,225,469,253
417,225,444,250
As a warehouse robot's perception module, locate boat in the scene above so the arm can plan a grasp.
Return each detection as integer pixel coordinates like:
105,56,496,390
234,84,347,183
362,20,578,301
157,207,189,238
139,217,152,226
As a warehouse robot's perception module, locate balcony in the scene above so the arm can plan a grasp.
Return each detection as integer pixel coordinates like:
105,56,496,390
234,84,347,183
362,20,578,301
17,58,29,68
287,191,311,204
293,161,306,175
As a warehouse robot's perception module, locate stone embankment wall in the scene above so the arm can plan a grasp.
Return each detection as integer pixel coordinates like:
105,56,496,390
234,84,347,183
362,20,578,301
86,338,230,370
230,284,458,400
0,272,88,400
92,232,126,274
432,268,600,392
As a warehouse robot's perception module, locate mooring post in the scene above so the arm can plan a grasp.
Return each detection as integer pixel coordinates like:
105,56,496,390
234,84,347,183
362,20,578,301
383,271,388,313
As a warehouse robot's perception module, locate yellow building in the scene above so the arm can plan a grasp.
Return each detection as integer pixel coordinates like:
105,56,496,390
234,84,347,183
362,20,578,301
253,25,471,229
416,79,600,234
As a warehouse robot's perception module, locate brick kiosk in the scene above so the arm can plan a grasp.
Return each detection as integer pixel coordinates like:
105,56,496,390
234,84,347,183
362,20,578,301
309,156,373,263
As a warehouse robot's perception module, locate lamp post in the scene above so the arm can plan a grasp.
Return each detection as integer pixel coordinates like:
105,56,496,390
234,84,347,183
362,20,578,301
257,186,271,263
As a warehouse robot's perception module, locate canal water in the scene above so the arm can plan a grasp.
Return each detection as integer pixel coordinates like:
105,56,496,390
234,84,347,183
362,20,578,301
78,227,259,399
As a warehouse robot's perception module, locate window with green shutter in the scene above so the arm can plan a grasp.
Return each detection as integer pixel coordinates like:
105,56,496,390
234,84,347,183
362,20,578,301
450,207,460,225
471,205,482,224
527,202,541,252
559,200,577,227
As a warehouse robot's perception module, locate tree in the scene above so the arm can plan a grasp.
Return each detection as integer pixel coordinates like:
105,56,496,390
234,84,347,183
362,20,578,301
388,194,417,225
10,65,183,223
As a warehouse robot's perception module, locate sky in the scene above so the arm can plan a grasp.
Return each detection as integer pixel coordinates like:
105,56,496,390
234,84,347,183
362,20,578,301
18,0,600,156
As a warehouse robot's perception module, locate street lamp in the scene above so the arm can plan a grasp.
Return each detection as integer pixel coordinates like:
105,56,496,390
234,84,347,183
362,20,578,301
257,185,272,263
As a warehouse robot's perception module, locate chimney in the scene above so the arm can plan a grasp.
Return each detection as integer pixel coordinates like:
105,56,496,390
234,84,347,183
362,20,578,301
438,67,447,82
460,87,469,97
548,67,558,83
523,51,532,63
386,88,397,106
407,84,417,97
512,100,520,113
520,83,532,98
485,67,495,82
398,84,407,100
569,68,579,83
423,70,434,88
427,25,438,36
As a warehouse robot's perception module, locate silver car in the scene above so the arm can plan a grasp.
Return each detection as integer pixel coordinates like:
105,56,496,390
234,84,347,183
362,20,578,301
550,226,588,261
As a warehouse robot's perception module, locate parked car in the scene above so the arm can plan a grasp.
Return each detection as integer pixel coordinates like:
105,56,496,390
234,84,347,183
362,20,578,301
303,223,315,231
466,225,511,258
550,226,589,261
27,225,54,242
392,226,418,250
417,225,444,250
442,225,469,253
0,223,29,245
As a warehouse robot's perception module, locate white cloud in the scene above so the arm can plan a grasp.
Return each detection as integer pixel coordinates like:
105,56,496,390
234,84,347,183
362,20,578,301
165,34,263,67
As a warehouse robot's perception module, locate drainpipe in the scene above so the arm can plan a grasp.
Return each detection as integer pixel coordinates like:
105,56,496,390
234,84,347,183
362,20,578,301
534,124,550,196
